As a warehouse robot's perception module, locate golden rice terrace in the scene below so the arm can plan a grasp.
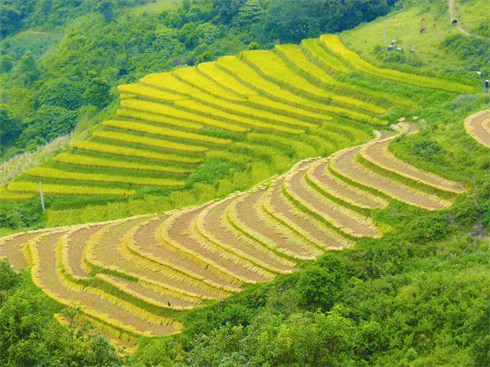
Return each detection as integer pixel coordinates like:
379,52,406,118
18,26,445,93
0,34,474,346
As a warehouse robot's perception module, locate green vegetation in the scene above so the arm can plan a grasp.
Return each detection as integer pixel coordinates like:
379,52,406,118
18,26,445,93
1,0,490,365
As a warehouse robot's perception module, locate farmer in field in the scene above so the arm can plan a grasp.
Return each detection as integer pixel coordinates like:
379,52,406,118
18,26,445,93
485,79,489,92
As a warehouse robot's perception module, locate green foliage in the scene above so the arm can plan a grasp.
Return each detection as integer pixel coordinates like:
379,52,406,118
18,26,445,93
0,259,21,305
0,4,22,38
235,0,263,26
255,0,392,45
0,104,20,145
0,55,13,73
247,41,259,50
33,105,79,142
405,212,450,243
0,262,122,367
297,254,346,311
83,77,111,109
462,298,490,367
187,309,356,367
0,200,45,230
186,159,235,187
179,22,199,48
130,338,189,367
452,196,479,229
17,51,40,86
441,34,490,76
36,77,85,111
96,0,115,23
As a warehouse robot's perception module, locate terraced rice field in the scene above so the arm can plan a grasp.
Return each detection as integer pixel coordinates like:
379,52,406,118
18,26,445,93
1,34,473,347
1,122,466,346
3,34,471,199
464,110,490,149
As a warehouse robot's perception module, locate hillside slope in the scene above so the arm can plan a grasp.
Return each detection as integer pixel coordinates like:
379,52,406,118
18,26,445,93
0,30,480,349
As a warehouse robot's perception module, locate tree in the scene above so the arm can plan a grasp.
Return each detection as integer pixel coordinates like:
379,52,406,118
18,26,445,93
0,5,22,38
96,0,115,23
0,104,20,145
36,77,85,110
179,22,199,48
297,253,346,311
0,259,21,306
83,77,111,109
211,0,247,24
188,310,356,366
33,105,78,141
234,0,263,26
463,298,490,367
0,55,13,73
17,51,40,86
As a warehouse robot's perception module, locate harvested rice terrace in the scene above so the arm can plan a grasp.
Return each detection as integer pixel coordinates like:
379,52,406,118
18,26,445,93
0,34,474,345
465,110,490,149
0,122,466,343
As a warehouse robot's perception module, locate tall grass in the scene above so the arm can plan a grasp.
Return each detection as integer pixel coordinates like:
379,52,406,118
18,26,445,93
0,135,70,187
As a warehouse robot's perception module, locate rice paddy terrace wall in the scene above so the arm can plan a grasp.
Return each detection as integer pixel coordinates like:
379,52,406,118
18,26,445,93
0,34,472,346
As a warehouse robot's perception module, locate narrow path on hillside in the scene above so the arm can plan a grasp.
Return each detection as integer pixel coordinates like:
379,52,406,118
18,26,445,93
449,0,475,37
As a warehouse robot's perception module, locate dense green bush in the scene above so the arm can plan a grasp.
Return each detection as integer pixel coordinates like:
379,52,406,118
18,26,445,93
452,196,480,229
405,212,450,243
0,104,20,145
33,105,79,141
185,159,235,187
83,77,111,109
36,77,85,111
297,253,346,311
0,259,122,367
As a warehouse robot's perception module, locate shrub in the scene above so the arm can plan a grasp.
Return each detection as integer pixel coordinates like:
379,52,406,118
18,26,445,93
405,212,450,243
185,159,235,186
452,196,479,229
36,78,85,111
83,77,111,109
33,105,79,142
248,42,260,50
296,254,346,311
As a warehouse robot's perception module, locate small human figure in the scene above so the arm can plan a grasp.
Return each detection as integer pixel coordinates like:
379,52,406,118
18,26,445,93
168,301,171,307
485,79,489,92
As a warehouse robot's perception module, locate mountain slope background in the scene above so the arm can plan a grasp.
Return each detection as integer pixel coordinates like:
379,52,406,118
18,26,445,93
0,0,489,366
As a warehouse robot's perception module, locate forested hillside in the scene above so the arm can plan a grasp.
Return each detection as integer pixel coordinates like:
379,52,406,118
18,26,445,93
0,0,489,366
0,0,396,161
